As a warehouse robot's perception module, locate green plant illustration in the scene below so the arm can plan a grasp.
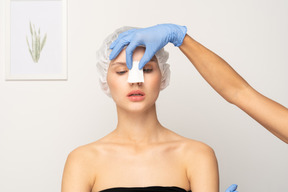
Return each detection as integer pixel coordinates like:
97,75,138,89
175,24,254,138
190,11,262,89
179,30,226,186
26,21,47,63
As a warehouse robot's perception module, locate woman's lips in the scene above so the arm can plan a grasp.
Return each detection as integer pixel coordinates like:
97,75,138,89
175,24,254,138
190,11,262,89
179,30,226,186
127,90,145,101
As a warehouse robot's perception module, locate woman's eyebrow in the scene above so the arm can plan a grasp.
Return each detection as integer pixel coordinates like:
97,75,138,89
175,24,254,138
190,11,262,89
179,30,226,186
147,60,157,64
111,62,126,66
111,60,156,66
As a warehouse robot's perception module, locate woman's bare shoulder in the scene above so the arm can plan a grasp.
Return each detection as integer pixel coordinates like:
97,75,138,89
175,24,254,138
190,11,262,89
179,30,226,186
176,136,218,190
183,138,215,154
63,139,113,184
167,130,216,160
62,141,106,191
177,136,217,172
67,138,113,159
166,128,214,150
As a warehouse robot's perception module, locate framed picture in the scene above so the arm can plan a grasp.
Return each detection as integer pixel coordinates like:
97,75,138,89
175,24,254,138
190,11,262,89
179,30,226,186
5,0,67,80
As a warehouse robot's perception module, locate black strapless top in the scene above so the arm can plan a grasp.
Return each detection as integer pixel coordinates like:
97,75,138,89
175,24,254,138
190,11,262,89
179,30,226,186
99,186,191,192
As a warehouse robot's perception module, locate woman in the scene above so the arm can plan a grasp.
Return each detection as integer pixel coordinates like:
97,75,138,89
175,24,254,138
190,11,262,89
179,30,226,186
61,27,219,192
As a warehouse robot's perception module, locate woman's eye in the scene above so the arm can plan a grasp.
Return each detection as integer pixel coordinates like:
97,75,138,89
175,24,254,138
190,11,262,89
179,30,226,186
143,68,153,73
116,71,127,75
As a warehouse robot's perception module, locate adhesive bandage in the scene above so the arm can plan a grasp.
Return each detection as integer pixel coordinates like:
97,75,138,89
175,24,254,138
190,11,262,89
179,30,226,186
127,61,144,83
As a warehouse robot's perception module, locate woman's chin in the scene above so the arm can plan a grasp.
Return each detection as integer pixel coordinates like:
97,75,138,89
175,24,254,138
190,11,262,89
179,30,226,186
117,102,155,114
124,105,148,113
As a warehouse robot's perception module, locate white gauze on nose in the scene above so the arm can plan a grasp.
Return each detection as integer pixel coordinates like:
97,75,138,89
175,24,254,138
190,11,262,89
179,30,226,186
127,61,144,83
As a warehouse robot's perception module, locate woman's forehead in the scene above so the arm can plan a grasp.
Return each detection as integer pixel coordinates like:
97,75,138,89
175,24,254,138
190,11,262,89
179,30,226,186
112,47,157,62
112,47,142,61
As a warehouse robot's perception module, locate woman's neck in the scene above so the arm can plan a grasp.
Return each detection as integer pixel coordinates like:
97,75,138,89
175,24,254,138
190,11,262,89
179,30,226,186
112,104,164,144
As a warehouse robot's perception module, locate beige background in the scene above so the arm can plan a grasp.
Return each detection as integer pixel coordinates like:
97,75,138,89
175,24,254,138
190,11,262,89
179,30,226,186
0,0,287,191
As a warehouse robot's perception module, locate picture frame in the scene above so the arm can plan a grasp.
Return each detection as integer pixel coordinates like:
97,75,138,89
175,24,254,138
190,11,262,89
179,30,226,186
5,0,67,80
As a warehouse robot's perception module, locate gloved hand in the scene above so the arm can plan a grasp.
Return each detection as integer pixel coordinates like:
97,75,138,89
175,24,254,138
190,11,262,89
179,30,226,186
225,184,238,192
109,24,187,69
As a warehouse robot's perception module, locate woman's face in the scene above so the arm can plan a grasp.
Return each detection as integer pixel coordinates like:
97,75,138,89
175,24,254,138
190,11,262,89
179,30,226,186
107,47,162,112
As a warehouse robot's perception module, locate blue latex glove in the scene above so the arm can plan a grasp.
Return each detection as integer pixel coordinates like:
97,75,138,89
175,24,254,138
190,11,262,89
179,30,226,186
109,24,187,70
225,184,238,192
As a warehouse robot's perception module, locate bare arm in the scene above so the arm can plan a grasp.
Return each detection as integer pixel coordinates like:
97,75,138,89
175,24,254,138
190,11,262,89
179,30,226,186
61,148,95,192
186,142,219,192
179,34,288,144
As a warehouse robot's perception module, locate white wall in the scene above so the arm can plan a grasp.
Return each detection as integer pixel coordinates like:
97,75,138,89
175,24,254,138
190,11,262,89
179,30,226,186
0,0,287,191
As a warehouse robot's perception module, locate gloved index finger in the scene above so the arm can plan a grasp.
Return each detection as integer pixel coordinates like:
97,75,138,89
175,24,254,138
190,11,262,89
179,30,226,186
109,38,118,49
109,38,130,60
110,29,137,49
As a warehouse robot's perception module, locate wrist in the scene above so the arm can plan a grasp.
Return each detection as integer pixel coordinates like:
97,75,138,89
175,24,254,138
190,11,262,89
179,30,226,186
169,24,187,47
